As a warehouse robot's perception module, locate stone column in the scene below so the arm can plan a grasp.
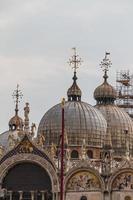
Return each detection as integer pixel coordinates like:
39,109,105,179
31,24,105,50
19,191,23,200
8,191,13,200
40,191,45,200
31,191,34,200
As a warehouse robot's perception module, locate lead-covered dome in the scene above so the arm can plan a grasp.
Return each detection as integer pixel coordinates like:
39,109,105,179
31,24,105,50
94,81,117,104
38,49,107,148
95,104,133,155
94,53,133,156
38,101,107,147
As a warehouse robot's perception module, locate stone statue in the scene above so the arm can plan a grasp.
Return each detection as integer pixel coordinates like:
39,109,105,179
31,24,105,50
81,139,87,160
24,102,30,121
24,102,30,131
102,151,111,176
31,123,36,138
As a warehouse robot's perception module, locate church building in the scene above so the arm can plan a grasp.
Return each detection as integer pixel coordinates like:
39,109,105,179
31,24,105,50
0,49,132,200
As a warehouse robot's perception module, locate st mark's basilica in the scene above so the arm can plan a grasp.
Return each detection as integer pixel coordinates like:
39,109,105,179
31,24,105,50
0,49,133,200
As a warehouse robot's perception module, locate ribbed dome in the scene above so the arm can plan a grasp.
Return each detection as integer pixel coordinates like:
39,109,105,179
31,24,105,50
37,101,107,147
95,104,133,156
94,81,117,104
94,53,133,156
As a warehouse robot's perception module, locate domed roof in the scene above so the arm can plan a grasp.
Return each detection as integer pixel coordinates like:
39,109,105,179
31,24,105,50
9,115,24,131
94,81,117,104
38,49,107,148
94,53,133,156
38,101,107,148
95,104,133,155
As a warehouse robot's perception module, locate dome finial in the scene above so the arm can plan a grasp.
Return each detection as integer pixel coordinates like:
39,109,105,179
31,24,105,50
68,47,82,80
67,48,82,101
12,84,23,116
9,85,24,131
100,52,112,82
94,53,117,105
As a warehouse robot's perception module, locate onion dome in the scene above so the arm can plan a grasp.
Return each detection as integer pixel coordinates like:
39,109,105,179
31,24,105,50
0,85,24,149
9,115,23,131
94,80,117,105
37,48,107,148
94,54,117,104
94,53,133,156
67,71,82,101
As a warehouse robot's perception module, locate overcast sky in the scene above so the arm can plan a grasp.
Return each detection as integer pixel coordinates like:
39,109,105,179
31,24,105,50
0,0,133,132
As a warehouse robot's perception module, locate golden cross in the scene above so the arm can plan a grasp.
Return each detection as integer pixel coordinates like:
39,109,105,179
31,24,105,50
68,47,82,73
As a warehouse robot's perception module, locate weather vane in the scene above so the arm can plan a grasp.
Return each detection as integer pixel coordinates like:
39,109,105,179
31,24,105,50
100,52,112,72
12,84,23,115
68,47,83,73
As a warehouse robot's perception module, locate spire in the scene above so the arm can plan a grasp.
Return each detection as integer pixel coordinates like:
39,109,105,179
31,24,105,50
67,48,82,101
9,85,24,131
12,84,23,116
100,52,112,82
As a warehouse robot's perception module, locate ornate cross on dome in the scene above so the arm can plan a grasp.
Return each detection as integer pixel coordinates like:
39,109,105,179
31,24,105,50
68,47,82,73
12,84,23,116
100,52,112,82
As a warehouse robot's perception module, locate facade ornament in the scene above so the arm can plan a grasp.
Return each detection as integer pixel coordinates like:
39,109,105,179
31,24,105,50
8,134,17,149
101,149,113,178
64,130,71,171
24,102,30,132
81,139,87,160
124,129,130,160
30,123,36,138
0,146,4,157
50,143,57,159
37,134,45,148
66,171,101,191
112,172,133,190
19,140,33,153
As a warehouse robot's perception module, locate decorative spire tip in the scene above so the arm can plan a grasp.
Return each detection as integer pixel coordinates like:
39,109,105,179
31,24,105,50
100,52,112,82
12,84,23,116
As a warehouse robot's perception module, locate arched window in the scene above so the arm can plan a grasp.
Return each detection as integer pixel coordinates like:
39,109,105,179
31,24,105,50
125,196,131,200
80,196,87,200
71,150,79,159
87,150,93,158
